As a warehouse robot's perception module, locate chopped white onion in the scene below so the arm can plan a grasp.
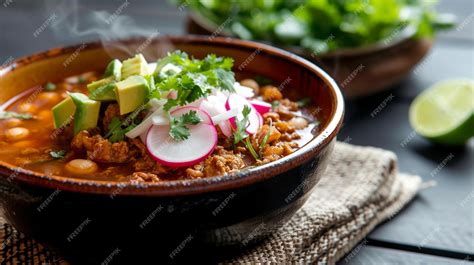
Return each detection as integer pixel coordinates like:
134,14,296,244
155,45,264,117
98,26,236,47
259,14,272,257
148,63,157,73
125,108,164,139
211,108,238,124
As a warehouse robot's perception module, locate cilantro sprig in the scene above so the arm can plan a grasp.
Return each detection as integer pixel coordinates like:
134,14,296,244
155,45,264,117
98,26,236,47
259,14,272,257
232,106,260,160
106,117,138,143
152,51,236,111
169,110,202,141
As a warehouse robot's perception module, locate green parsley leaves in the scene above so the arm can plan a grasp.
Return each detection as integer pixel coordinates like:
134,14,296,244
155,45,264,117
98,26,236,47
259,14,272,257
106,117,137,143
233,105,251,145
0,111,32,120
232,106,260,160
153,51,236,111
169,110,202,141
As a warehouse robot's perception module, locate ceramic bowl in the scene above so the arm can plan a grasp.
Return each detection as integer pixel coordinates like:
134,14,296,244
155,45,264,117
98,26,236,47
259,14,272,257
0,36,344,263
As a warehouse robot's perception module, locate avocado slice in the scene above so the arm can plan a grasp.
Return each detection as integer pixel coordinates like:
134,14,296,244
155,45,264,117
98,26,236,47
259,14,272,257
104,59,122,81
68,92,101,135
121,54,149,80
115,76,149,115
87,77,116,101
52,97,76,129
87,76,114,91
89,83,117,101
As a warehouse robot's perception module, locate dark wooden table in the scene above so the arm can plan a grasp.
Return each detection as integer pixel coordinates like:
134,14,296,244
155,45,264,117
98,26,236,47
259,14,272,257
1,0,473,264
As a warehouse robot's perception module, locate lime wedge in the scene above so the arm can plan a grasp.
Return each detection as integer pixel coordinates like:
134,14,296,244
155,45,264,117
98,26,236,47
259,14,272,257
409,79,474,145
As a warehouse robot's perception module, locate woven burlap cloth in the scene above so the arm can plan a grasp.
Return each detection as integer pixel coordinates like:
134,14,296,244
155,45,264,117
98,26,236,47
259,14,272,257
0,142,421,264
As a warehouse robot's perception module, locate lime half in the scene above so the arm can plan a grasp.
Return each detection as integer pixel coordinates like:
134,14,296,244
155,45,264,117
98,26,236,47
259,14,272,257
409,79,474,145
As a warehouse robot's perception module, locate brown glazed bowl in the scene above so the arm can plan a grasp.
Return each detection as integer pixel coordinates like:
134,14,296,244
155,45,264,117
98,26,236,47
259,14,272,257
187,13,433,98
0,36,343,264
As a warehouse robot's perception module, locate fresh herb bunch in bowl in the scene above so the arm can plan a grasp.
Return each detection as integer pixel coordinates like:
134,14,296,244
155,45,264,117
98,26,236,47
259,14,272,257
182,0,454,97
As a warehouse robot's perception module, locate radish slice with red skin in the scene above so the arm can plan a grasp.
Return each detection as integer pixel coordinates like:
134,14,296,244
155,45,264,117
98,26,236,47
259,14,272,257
250,100,272,115
146,123,218,167
199,96,233,137
171,106,213,125
187,98,204,108
218,120,233,137
225,94,261,135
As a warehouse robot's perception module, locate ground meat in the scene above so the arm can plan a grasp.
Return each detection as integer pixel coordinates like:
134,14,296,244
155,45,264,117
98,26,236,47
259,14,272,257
274,121,295,134
279,99,299,111
256,125,281,145
263,112,280,123
71,130,135,163
262,145,284,157
261,86,283,102
202,146,245,177
257,154,281,165
275,107,294,120
102,104,121,131
130,172,160,183
186,168,204,178
128,138,168,175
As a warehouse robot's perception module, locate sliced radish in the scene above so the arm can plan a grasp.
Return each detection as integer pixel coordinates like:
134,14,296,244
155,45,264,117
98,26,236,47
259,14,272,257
146,123,217,167
225,94,261,135
187,98,204,108
218,120,233,138
152,115,169,126
199,95,233,137
151,106,213,126
171,106,213,124
250,99,272,115
233,82,254,98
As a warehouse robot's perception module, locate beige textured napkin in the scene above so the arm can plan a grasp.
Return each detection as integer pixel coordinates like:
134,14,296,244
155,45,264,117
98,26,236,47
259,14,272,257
224,142,421,264
0,142,421,264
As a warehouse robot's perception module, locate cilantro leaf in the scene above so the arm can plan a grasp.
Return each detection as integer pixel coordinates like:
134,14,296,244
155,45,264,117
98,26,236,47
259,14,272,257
153,51,236,111
49,150,66,159
233,105,251,144
0,111,32,120
232,105,260,160
106,116,138,143
169,110,202,141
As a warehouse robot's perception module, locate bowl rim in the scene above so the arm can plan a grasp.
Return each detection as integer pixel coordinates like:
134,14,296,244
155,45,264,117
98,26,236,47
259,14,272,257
0,35,344,196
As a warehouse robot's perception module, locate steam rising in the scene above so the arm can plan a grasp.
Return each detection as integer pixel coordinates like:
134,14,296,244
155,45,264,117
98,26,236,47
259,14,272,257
45,0,173,59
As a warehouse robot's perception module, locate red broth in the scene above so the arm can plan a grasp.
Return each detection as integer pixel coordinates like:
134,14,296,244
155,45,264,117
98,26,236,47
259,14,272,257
0,72,319,182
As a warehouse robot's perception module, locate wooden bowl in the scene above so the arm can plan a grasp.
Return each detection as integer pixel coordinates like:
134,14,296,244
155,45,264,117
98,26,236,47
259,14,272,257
0,36,344,263
187,13,433,98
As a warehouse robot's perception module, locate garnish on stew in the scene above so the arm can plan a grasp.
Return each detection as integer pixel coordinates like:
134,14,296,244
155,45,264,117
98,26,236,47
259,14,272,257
0,51,318,183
